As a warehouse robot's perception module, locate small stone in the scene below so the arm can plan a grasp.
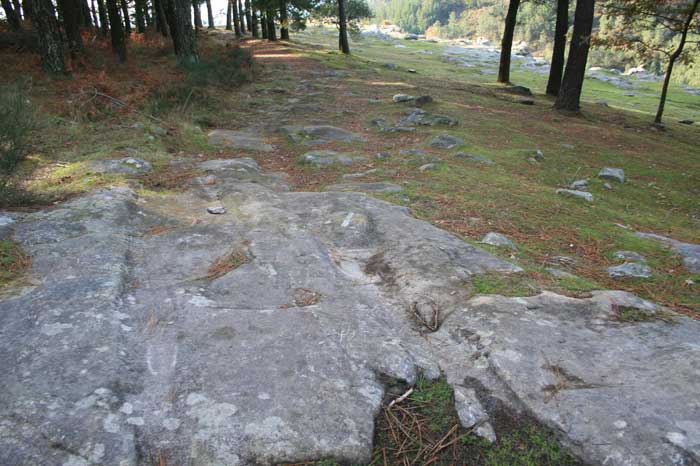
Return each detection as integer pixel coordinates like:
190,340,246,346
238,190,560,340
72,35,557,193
370,118,387,127
603,182,613,190
382,63,398,70
393,94,415,103
207,206,227,215
679,119,694,125
456,153,494,165
546,267,578,280
613,251,647,263
430,134,464,149
375,152,391,160
407,69,417,74
598,167,625,184
608,263,652,279
557,189,594,202
481,232,517,250
534,149,545,161
418,163,438,172
414,95,433,106
570,179,589,190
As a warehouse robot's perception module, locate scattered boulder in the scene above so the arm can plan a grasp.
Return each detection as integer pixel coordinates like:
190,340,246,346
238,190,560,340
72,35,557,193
299,150,366,167
414,95,433,106
679,119,694,125
545,267,578,280
199,158,260,172
635,232,700,273
598,167,625,184
0,215,17,240
557,189,594,202
456,153,494,165
454,386,496,443
380,126,416,133
570,179,589,190
613,251,646,263
430,134,464,149
375,152,391,160
481,232,517,250
208,129,275,152
342,169,378,179
393,94,416,103
325,182,404,193
207,205,227,215
299,125,365,143
88,157,153,175
501,85,532,97
371,118,388,127
608,262,652,279
383,63,398,70
534,149,545,161
418,163,438,172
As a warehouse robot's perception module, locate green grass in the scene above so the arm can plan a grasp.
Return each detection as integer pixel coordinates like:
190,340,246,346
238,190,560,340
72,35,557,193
0,240,30,288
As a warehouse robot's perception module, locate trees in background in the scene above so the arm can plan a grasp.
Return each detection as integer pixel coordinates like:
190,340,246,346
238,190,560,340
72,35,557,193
497,0,520,84
599,0,700,124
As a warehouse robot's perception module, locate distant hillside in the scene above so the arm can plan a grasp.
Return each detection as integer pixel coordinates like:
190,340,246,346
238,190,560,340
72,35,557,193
366,0,700,85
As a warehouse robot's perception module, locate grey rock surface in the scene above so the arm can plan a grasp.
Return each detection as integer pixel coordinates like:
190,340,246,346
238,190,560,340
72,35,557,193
570,179,589,190
608,262,652,278
88,157,153,175
392,94,416,103
613,250,646,263
1,162,698,466
299,150,367,167
557,189,594,202
0,214,18,240
598,167,625,184
635,232,700,273
429,134,464,149
481,232,517,250
456,153,494,165
208,129,275,153
418,163,438,172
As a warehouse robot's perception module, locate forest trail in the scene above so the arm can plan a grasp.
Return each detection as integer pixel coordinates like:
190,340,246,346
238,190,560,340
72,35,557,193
1,34,700,466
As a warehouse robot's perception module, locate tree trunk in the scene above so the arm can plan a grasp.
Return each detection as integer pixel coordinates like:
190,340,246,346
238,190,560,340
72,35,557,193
11,0,22,18
497,0,520,84
80,0,91,26
238,0,245,31
154,0,169,35
205,0,213,28
21,0,33,20
1,0,22,29
338,0,349,54
58,0,84,54
546,0,569,96
29,0,65,72
231,0,240,36
143,0,150,26
279,0,288,40
106,0,127,61
266,6,276,40
90,0,99,27
164,0,198,62
260,10,267,38
96,0,108,33
654,0,699,124
554,0,595,112
134,0,146,32
244,0,251,33
250,5,257,37
120,0,130,34
225,0,231,30
191,0,202,29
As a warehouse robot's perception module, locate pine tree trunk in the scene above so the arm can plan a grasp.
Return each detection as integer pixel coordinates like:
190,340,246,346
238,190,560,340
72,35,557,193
58,0,84,54
260,11,267,38
231,0,240,36
97,0,108,34
106,0,127,61
338,0,349,54
192,0,202,29
11,0,22,18
554,0,595,112
21,0,33,20
1,0,22,29
164,0,198,62
266,7,276,40
80,0,92,26
120,0,131,34
29,0,66,72
238,0,245,32
143,1,150,26
244,0,251,33
154,0,169,36
279,0,288,40
225,0,231,30
205,0,213,28
90,0,99,28
250,5,258,37
134,0,145,32
654,0,699,124
546,0,568,96
497,0,520,84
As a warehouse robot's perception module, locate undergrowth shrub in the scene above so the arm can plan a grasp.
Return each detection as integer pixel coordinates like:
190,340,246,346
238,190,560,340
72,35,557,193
0,84,35,177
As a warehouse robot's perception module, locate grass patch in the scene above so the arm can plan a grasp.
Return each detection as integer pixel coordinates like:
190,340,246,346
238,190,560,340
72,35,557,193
471,273,541,297
206,248,249,280
613,304,676,323
0,240,30,287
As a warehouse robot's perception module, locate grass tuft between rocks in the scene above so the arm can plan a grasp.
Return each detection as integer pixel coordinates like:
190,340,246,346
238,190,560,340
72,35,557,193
0,240,30,288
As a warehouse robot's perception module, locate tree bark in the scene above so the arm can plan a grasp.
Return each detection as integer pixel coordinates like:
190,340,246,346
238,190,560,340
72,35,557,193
29,0,65,72
554,0,595,112
58,0,84,54
231,0,240,36
90,0,99,27
266,6,276,40
205,0,213,28
11,0,22,18
1,0,22,29
106,0,127,61
338,0,349,54
191,0,202,29
154,0,169,35
250,5,257,37
96,0,108,34
120,0,131,34
244,0,251,33
497,0,520,84
546,0,569,96
260,10,267,38
654,0,699,124
80,0,92,26
279,0,288,40
225,0,231,30
164,0,198,62
238,0,245,31
21,0,33,20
